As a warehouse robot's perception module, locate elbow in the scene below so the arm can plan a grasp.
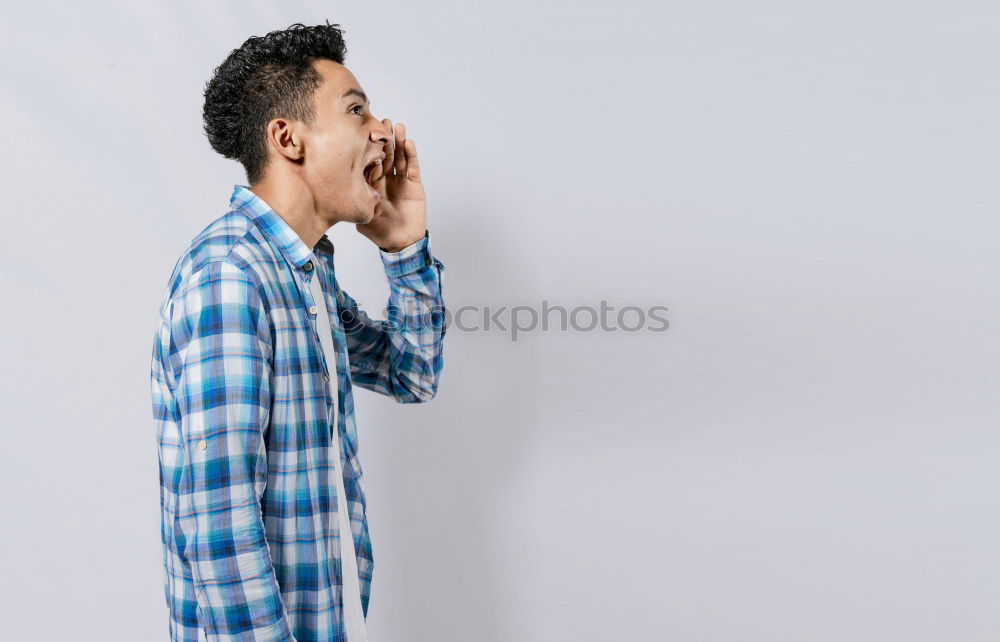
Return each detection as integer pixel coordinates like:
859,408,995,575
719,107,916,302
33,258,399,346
387,352,443,404
396,381,439,404
394,370,441,404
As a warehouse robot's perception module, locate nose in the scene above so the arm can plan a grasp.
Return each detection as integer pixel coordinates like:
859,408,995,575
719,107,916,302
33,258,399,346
370,117,391,143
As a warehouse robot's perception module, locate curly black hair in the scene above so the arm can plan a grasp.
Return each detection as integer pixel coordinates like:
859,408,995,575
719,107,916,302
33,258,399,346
202,22,348,185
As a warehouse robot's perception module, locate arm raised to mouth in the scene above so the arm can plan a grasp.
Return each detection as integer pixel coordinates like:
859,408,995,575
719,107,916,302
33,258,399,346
337,231,446,403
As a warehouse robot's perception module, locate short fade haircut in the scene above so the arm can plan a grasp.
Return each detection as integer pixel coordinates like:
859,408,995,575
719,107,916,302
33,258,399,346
202,22,348,185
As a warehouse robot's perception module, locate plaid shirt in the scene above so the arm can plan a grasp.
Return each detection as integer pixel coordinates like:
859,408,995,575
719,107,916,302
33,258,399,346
149,184,446,641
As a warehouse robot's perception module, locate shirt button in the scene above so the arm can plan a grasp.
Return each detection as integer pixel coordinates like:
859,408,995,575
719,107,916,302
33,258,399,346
303,261,313,271
323,373,330,382
199,440,207,451
309,305,318,315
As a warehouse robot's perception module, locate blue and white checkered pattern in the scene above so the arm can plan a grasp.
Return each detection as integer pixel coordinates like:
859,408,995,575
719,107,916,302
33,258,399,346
150,185,446,640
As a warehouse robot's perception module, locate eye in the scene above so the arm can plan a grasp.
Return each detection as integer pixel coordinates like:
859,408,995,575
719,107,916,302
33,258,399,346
350,104,365,116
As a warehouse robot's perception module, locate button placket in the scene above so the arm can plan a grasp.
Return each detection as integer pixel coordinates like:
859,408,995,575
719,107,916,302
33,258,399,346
305,265,334,391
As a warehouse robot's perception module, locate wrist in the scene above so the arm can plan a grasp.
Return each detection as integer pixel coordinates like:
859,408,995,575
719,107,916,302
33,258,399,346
379,230,427,254
379,230,433,278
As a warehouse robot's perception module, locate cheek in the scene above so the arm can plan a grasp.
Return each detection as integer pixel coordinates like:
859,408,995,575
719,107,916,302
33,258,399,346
310,132,355,179
327,152,355,181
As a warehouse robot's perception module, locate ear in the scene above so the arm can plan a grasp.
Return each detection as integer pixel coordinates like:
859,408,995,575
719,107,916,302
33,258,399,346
266,118,305,162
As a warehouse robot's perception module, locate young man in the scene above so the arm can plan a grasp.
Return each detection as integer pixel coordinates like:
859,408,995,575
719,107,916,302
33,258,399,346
149,23,446,641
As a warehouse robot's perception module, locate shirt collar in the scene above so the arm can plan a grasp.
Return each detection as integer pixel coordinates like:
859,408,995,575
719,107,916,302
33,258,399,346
229,184,333,269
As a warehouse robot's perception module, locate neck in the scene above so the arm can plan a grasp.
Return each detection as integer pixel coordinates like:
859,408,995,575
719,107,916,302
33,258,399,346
249,175,332,250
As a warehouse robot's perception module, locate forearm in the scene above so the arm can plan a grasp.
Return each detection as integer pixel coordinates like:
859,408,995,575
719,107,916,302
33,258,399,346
180,491,295,640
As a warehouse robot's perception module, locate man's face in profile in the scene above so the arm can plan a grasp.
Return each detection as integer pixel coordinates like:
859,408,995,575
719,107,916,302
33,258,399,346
300,59,389,224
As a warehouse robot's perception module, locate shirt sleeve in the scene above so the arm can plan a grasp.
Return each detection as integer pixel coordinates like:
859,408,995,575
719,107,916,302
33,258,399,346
170,258,295,641
337,230,447,403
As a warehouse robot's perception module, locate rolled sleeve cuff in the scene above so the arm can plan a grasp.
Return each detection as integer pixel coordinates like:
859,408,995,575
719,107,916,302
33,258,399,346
380,230,434,278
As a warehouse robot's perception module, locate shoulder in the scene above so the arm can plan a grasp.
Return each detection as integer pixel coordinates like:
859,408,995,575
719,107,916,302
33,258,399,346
160,209,273,309
152,209,277,382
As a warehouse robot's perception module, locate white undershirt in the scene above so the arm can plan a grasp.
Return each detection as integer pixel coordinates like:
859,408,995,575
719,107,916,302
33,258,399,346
308,271,369,642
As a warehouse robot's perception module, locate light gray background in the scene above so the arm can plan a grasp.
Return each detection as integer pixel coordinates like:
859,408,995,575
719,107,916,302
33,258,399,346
1,1,997,640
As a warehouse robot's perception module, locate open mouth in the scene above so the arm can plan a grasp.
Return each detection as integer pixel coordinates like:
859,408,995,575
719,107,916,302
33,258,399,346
361,159,381,201
362,159,381,187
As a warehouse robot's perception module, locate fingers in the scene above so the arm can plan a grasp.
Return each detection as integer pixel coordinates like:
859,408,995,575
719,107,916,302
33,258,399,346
379,119,418,181
393,122,407,177
381,118,394,174
403,139,420,182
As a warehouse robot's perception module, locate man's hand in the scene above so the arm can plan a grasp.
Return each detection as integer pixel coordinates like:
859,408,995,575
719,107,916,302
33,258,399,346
357,120,427,253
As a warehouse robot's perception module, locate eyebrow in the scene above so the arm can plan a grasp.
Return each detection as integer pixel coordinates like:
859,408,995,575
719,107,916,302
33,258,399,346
341,88,370,107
